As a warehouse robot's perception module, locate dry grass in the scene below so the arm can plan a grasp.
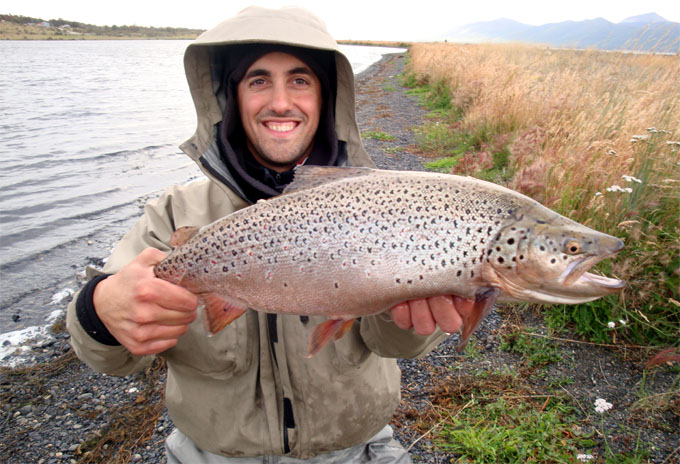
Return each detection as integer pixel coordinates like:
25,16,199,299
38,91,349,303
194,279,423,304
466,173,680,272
408,42,679,210
407,42,680,345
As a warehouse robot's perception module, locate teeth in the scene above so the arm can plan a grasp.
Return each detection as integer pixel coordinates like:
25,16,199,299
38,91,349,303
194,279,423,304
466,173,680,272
266,122,296,132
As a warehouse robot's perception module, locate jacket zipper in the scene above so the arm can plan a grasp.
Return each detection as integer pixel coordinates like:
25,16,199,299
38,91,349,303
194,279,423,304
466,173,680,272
267,314,295,454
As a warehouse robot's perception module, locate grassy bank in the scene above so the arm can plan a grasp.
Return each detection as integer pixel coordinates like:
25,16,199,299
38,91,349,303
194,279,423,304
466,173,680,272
402,43,679,349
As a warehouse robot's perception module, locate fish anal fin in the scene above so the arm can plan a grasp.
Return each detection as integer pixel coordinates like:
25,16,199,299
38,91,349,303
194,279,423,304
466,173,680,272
456,287,500,352
171,226,200,248
283,166,374,194
306,318,355,358
200,293,248,335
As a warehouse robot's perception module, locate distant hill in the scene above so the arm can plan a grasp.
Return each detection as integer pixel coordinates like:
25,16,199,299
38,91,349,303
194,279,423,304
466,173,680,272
444,13,680,53
0,14,204,40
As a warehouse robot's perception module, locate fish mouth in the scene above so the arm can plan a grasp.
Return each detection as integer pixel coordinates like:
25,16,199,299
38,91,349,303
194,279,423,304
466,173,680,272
577,271,626,290
552,251,625,301
559,237,624,288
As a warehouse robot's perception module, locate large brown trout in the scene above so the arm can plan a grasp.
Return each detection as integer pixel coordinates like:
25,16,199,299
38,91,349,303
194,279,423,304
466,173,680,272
154,166,625,355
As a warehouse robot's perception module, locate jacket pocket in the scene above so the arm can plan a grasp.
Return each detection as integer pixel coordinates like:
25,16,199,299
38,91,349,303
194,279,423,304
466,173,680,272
165,310,256,378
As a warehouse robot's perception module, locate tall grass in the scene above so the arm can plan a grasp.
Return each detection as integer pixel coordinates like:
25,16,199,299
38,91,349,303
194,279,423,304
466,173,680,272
406,43,680,346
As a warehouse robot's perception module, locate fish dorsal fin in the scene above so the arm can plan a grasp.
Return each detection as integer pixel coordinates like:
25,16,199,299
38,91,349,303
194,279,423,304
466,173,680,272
170,226,200,247
283,166,375,194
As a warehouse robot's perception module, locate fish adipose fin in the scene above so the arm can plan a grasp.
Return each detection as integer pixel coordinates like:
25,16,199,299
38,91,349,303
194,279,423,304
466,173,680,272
456,287,500,352
283,166,374,194
307,318,355,358
200,293,248,335
171,226,200,247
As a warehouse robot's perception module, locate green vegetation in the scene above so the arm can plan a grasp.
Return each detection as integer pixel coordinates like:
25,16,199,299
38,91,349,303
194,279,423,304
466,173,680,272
437,396,592,462
0,14,203,40
500,330,563,368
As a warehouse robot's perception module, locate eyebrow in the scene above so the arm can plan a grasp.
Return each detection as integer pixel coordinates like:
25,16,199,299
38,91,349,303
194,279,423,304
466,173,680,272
244,66,314,80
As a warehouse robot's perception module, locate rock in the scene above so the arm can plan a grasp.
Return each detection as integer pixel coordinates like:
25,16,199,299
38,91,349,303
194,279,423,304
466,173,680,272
19,404,33,414
78,393,93,400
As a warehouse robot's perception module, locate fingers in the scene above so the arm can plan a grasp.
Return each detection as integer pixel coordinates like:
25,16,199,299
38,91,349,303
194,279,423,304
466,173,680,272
390,294,476,336
92,248,200,356
390,302,412,330
427,295,462,334
409,298,436,336
145,279,199,314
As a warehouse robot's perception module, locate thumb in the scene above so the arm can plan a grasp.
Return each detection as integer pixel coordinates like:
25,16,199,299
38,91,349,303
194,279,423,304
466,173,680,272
137,247,168,267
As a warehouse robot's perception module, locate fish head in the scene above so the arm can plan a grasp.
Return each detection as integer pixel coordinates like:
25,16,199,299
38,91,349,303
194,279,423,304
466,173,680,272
485,218,625,304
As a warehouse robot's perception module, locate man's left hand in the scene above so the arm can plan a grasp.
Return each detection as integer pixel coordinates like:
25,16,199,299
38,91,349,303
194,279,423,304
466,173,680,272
390,296,475,336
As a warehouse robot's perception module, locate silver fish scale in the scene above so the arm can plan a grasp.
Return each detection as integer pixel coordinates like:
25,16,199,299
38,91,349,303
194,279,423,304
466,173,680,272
158,170,531,318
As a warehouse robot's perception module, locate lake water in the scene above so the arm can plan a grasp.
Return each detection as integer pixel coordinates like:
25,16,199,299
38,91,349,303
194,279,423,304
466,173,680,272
0,40,405,336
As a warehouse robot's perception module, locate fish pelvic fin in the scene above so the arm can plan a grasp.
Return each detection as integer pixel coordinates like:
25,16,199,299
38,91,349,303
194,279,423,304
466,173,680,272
456,287,500,352
170,226,200,248
306,318,355,358
199,293,248,335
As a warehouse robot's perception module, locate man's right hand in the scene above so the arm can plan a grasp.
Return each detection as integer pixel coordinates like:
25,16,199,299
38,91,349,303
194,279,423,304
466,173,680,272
93,248,198,356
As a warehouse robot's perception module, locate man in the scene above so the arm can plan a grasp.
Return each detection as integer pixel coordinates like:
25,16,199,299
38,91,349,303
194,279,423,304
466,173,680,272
67,6,471,463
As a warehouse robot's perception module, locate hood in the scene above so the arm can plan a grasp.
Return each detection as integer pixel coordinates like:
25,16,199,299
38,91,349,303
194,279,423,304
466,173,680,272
179,6,373,200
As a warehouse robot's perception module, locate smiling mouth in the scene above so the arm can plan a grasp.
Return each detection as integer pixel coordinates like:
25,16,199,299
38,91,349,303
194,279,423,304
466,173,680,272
264,121,298,132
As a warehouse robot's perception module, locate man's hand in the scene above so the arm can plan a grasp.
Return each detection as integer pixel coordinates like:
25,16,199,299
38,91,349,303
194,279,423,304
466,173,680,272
93,248,199,356
390,295,475,336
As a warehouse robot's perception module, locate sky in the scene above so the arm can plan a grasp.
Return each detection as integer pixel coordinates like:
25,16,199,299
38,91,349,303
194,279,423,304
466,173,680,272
4,0,680,41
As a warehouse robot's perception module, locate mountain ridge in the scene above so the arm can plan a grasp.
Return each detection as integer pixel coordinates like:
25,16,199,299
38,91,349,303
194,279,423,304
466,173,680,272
444,13,679,53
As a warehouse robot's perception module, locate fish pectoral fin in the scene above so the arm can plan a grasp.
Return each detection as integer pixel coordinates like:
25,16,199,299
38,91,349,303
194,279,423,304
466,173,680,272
456,287,500,352
199,293,248,335
306,318,355,358
170,226,200,247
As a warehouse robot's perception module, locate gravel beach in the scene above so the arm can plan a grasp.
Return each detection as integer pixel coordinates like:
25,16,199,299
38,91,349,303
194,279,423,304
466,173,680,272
1,53,677,464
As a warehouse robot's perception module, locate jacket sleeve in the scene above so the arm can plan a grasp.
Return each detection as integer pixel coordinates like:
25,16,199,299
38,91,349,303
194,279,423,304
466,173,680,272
67,180,240,376
358,315,449,359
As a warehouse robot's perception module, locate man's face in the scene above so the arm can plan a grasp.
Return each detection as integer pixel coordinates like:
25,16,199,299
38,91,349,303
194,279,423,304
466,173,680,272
237,52,323,172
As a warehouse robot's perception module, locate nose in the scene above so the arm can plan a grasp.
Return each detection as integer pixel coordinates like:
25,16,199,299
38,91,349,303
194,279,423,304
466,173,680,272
268,82,293,114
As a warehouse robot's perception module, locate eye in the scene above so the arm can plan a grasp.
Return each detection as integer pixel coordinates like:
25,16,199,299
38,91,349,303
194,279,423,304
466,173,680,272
565,241,581,255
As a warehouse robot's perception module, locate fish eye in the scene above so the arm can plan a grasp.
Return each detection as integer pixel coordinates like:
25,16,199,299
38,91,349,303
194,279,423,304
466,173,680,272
565,241,581,255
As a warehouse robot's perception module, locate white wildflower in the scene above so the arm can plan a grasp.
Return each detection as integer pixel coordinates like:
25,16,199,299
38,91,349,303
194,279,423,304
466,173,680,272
607,321,616,328
594,192,602,197
619,319,627,326
667,141,680,147
622,175,642,184
606,185,632,193
630,134,650,143
647,127,670,134
594,398,613,413
577,454,594,462
607,149,617,156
